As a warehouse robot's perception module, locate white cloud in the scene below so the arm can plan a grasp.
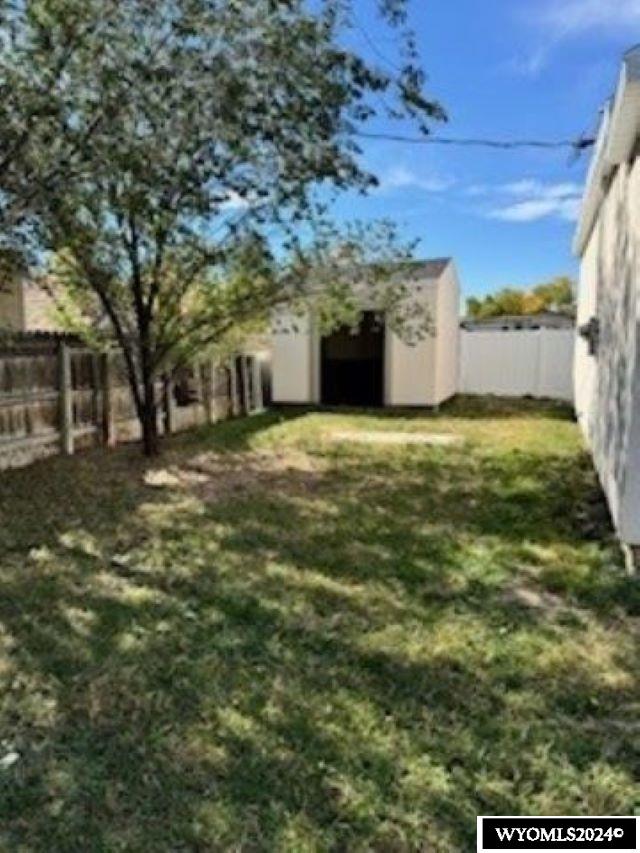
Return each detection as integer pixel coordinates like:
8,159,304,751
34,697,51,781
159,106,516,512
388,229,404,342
377,165,455,194
483,179,583,223
504,47,550,78
537,0,640,35
501,180,582,199
510,0,640,77
501,179,542,196
489,197,580,223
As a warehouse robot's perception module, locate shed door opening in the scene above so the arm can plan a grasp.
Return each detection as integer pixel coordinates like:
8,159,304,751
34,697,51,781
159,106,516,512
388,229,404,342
321,312,384,407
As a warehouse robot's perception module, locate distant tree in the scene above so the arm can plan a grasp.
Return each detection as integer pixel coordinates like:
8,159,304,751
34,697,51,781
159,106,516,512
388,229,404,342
532,276,576,315
466,297,482,318
466,277,576,320
4,0,446,455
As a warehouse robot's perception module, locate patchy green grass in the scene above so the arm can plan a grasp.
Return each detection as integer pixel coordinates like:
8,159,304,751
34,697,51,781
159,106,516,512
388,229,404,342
1,396,639,851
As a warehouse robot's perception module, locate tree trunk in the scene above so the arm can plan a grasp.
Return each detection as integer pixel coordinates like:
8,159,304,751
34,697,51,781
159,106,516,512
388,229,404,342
140,375,160,457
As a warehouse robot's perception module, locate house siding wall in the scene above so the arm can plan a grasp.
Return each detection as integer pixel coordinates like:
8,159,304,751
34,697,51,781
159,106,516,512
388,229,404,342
0,280,61,333
0,280,24,330
21,282,60,332
574,153,640,544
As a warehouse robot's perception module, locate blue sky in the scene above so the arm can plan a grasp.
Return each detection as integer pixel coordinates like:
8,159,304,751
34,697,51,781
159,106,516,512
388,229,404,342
331,0,640,302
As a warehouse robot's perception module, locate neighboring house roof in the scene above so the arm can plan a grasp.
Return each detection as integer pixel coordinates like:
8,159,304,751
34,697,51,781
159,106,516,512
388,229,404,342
573,45,640,256
461,312,575,331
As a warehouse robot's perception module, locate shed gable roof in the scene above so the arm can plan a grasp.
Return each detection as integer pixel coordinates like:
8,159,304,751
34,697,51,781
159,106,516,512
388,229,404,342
398,258,451,280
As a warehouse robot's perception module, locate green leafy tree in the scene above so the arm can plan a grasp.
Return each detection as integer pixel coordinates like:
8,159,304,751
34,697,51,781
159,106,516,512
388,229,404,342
0,0,111,272
532,276,576,315
2,0,445,455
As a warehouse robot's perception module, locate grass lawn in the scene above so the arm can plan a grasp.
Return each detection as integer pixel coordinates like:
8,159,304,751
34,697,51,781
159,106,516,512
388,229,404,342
1,396,639,850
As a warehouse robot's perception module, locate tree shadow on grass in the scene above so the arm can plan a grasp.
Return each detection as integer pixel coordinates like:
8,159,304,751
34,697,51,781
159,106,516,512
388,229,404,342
0,411,638,850
179,408,306,453
439,394,575,421
2,550,636,849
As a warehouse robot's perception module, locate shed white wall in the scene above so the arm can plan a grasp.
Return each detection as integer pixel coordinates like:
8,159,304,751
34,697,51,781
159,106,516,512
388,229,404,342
272,266,460,407
574,154,640,544
460,329,574,401
271,311,314,404
435,262,460,405
385,281,439,407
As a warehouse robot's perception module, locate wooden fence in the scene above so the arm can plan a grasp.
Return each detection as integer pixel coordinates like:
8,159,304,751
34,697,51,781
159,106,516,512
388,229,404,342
0,339,264,471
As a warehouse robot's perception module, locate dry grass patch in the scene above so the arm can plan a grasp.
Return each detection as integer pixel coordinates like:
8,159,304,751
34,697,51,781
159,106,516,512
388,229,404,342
144,448,326,502
328,430,464,447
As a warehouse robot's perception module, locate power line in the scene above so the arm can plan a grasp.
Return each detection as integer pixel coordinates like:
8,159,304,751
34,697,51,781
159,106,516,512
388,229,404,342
347,16,595,155
353,17,403,76
356,131,595,151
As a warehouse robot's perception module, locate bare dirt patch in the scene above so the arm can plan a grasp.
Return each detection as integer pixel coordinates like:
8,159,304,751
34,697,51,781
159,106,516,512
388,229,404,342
502,580,589,626
504,584,566,615
144,449,325,502
328,430,464,447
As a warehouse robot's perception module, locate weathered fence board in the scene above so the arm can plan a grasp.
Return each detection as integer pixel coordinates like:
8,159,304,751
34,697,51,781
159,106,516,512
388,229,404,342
0,341,262,472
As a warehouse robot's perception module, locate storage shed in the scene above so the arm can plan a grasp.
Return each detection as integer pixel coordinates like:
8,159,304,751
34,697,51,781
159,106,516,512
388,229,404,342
271,258,460,408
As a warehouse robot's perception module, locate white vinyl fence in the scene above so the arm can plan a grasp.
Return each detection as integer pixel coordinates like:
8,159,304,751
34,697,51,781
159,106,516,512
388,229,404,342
460,328,575,402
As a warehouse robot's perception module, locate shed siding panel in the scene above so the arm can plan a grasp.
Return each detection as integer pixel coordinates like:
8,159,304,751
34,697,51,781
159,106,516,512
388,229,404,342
434,263,460,405
386,332,435,407
272,311,314,404
386,283,439,407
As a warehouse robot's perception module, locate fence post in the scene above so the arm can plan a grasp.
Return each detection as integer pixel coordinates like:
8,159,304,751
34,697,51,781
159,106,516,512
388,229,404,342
194,363,206,425
90,353,100,445
58,342,74,455
241,356,252,414
164,375,176,434
252,357,264,412
229,358,240,417
535,329,543,399
101,351,117,448
202,361,216,424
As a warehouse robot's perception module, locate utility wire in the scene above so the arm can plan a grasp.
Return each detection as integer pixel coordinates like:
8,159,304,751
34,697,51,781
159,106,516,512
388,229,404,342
353,18,404,75
356,131,595,151
348,17,596,154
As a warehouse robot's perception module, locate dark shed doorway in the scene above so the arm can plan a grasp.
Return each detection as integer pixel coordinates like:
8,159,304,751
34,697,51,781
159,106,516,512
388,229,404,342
321,311,384,407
